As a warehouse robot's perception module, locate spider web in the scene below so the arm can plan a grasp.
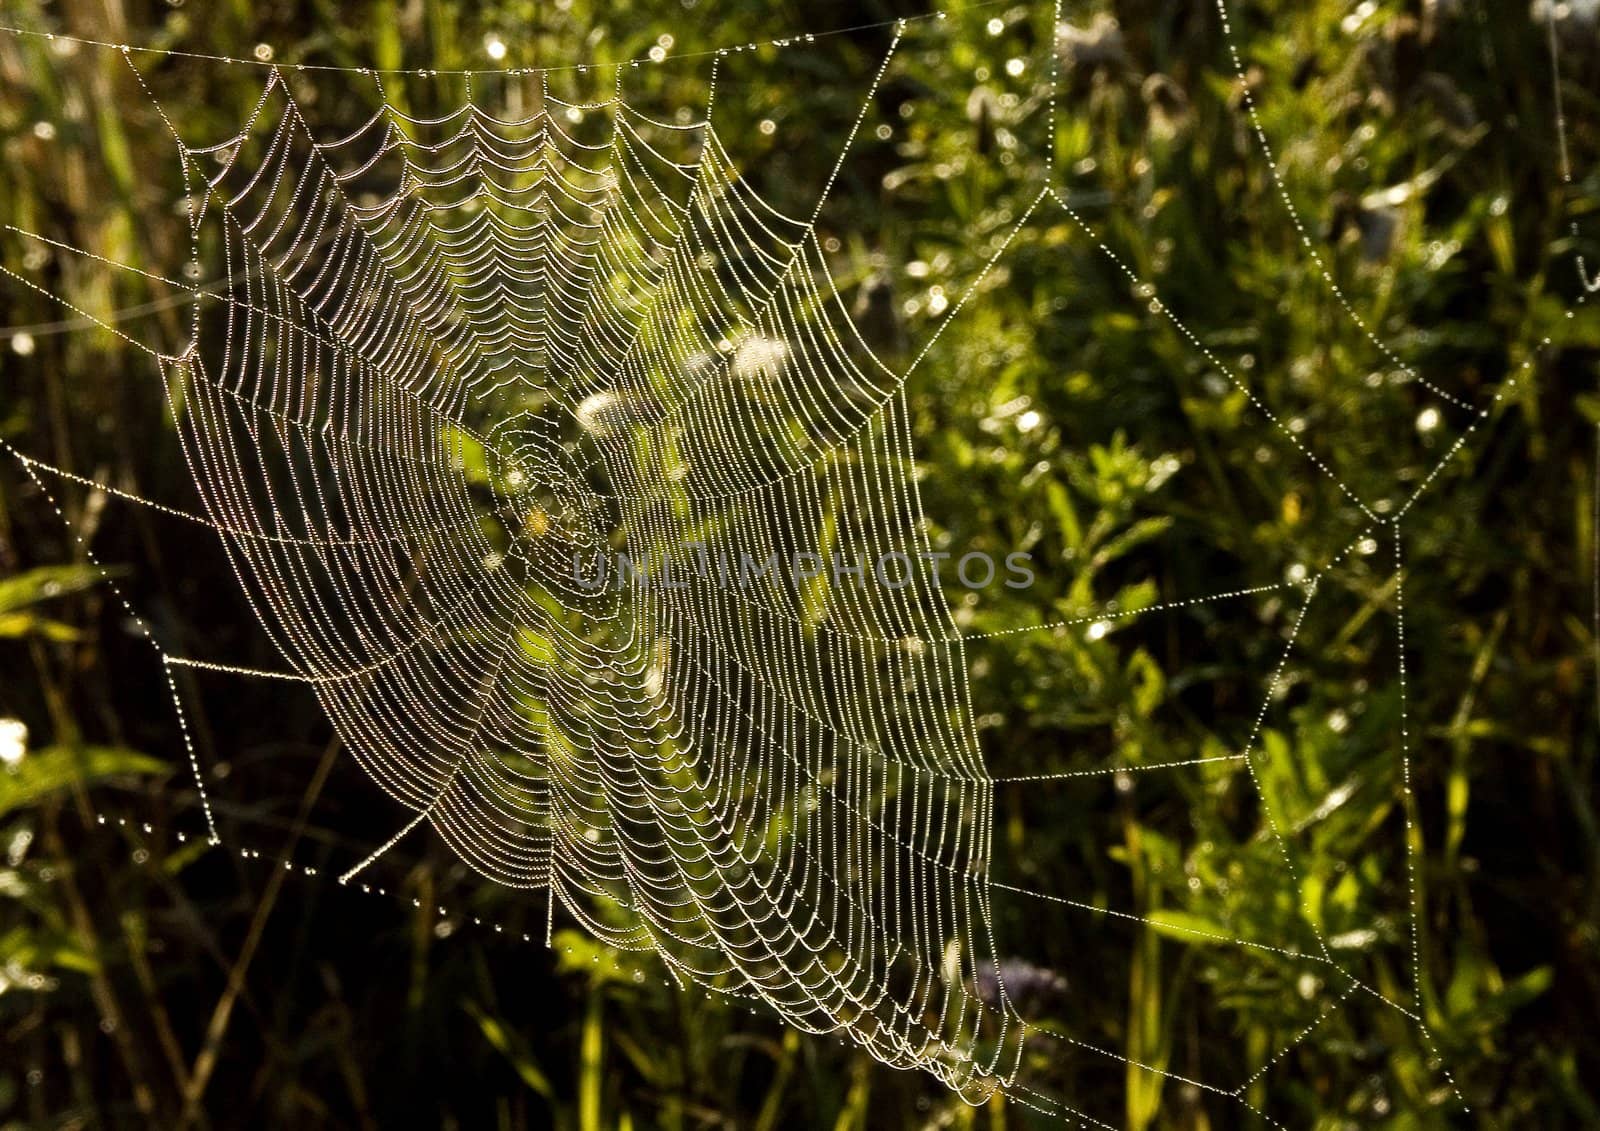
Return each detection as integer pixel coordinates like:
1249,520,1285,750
0,1,1588,1124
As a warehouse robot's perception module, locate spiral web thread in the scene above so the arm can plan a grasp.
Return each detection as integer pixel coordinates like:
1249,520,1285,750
14,28,1038,1105
1,3,1591,1124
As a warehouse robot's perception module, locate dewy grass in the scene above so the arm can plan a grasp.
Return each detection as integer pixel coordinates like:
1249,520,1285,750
0,0,1594,1126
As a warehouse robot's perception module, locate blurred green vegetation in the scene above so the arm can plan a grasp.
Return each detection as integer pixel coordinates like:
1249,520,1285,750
0,0,1598,1127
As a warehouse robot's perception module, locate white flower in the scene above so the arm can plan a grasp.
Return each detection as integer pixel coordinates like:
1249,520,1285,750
576,391,624,435
0,719,27,768
732,336,788,382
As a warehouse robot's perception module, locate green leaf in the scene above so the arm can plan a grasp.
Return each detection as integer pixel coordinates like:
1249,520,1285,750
162,837,216,876
0,923,99,976
1125,650,1166,718
1092,517,1175,570
0,612,84,641
440,424,490,486
516,627,554,666
0,745,169,818
0,565,110,615
464,1001,555,1099
1146,909,1236,946
1045,480,1083,552
580,987,604,1131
